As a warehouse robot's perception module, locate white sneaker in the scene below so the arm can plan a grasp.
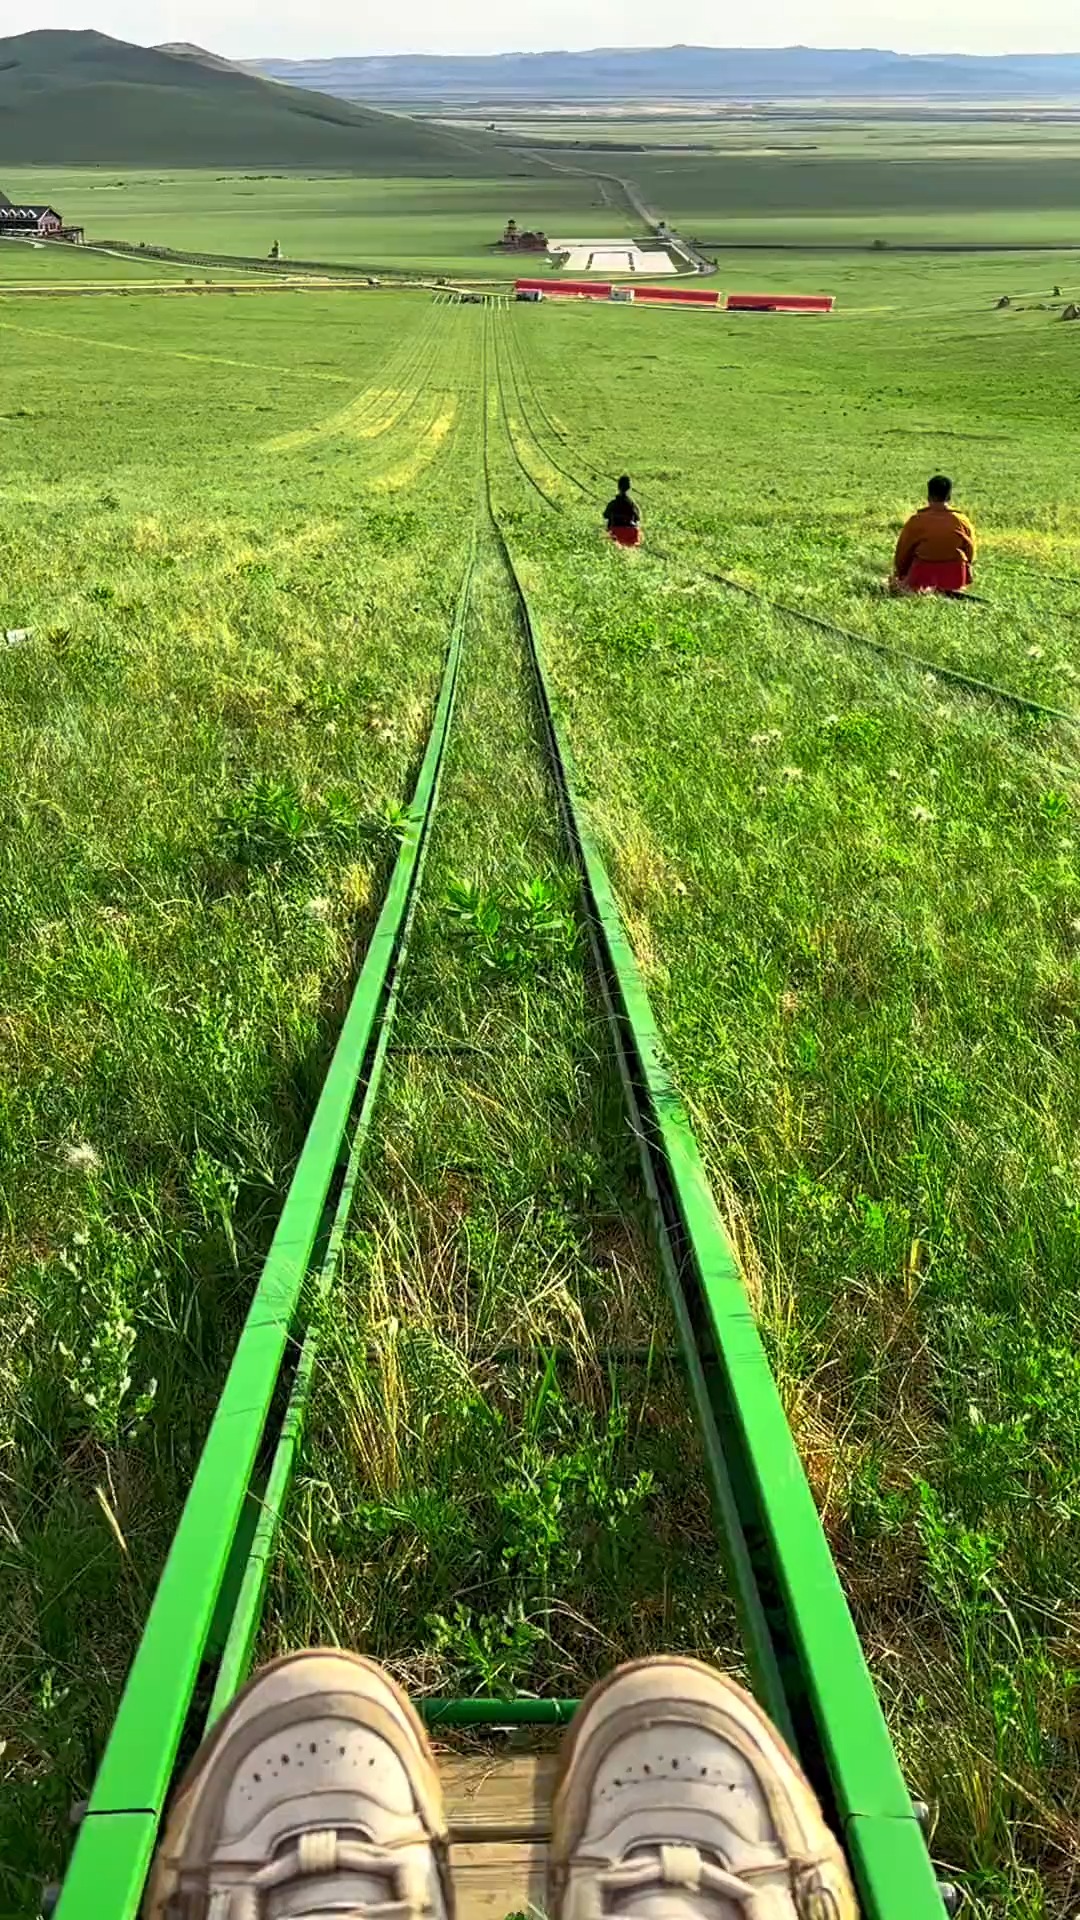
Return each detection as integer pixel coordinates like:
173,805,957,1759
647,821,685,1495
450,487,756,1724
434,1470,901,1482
549,1658,858,1920
145,1651,451,1920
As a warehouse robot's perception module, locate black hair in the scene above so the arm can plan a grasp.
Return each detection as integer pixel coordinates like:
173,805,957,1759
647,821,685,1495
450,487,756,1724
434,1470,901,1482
617,474,631,492
928,474,953,503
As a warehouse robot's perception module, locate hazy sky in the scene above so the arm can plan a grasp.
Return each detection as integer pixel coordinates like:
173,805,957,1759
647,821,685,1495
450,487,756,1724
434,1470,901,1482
22,0,1080,59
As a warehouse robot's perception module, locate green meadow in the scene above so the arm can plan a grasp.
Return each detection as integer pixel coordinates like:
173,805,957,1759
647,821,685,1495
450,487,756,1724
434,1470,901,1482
510,110,1080,246
1,168,623,277
2,134,1079,1920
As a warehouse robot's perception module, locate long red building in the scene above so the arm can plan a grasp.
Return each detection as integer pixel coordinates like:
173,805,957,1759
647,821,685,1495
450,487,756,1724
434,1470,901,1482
514,279,721,306
513,280,834,314
726,293,835,313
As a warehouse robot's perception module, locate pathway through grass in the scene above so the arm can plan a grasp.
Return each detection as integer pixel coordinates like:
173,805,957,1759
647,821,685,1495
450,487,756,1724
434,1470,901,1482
261,538,736,1705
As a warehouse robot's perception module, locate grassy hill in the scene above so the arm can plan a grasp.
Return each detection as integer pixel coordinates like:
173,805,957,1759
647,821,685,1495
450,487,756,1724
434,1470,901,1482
0,30,524,169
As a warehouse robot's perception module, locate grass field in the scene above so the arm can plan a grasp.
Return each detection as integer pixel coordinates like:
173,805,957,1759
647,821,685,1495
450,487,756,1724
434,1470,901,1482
498,109,1080,247
0,286,477,1905
0,238,268,285
1,168,622,278
8,121,1080,288
495,296,1080,1913
1,198,1079,1920
613,146,1080,246
448,110,1080,153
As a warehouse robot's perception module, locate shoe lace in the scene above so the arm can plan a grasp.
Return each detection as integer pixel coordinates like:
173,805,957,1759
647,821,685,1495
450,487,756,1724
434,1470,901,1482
597,1843,845,1920
205,1831,436,1920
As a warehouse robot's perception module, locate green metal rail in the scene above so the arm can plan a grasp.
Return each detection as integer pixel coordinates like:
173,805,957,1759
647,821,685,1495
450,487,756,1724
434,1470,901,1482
483,321,942,1915
56,308,944,1920
54,540,475,1920
500,550,945,1917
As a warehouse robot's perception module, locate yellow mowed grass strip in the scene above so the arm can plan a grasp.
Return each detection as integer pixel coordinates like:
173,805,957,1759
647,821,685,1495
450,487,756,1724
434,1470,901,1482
371,398,459,493
266,312,446,455
265,375,434,454
264,383,405,454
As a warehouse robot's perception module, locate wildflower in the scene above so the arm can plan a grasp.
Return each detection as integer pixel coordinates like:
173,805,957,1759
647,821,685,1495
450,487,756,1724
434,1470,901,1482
63,1142,101,1174
823,713,839,727
780,990,800,1016
911,805,935,826
748,728,782,749
754,784,768,798
887,768,902,782
781,765,804,783
1027,645,1045,661
306,895,333,922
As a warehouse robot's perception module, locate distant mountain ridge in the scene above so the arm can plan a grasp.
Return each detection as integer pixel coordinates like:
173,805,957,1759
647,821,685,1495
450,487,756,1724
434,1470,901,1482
0,29,528,167
250,44,1080,101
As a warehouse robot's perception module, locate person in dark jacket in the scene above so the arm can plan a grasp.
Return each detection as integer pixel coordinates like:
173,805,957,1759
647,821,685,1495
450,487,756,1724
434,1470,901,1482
603,475,641,547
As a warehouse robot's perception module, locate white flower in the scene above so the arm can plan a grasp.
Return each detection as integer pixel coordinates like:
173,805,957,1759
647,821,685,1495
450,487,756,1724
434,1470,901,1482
911,805,936,826
63,1142,102,1174
823,713,839,727
887,767,902,782
754,784,768,798
1027,646,1045,661
781,765,804,782
749,728,782,749
306,896,333,922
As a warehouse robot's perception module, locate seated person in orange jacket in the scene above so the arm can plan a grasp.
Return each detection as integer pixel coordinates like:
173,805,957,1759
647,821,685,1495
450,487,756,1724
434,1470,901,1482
892,475,976,594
